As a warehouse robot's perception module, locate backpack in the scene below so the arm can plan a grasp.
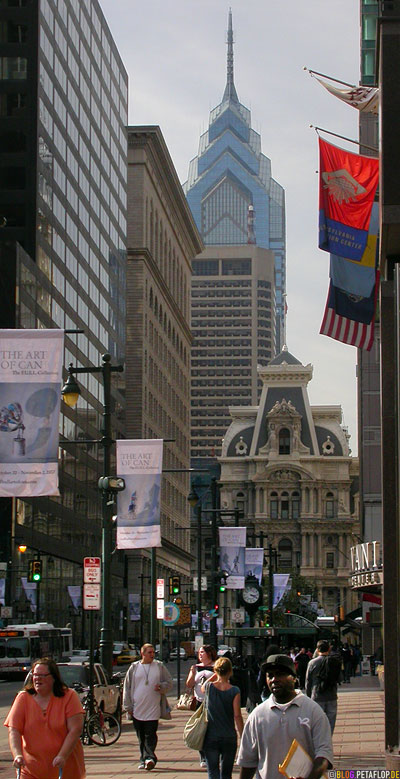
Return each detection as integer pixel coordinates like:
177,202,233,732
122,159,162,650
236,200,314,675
316,655,341,693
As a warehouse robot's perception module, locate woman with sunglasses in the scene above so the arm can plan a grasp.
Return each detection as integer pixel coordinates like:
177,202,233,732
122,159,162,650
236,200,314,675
4,657,85,779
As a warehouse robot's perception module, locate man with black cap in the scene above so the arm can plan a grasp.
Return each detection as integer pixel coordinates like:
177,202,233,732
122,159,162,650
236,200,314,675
237,653,333,779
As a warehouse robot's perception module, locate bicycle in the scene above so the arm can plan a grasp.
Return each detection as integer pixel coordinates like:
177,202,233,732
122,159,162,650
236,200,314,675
78,685,121,746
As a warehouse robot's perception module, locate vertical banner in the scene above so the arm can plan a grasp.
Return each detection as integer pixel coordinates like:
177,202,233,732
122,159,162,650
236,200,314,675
273,573,290,608
0,329,64,496
0,577,5,605
67,585,82,612
219,527,246,589
116,439,163,549
244,548,265,584
21,577,37,613
129,593,141,621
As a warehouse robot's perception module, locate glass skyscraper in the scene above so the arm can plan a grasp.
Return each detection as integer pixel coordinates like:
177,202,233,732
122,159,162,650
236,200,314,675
184,10,286,350
0,0,127,637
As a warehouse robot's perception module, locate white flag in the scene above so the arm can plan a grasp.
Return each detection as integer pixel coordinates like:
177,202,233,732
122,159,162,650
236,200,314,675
316,78,379,114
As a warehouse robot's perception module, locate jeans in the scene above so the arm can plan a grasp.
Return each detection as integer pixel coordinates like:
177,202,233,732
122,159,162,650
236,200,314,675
317,699,337,733
132,718,158,765
203,736,237,779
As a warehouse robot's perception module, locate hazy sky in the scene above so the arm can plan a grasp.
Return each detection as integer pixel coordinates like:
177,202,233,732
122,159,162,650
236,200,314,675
101,0,362,454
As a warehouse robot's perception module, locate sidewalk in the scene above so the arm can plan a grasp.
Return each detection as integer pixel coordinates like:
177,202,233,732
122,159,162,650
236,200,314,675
0,676,385,778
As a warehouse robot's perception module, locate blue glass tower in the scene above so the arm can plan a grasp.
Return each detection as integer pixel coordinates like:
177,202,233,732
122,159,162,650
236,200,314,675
184,10,286,350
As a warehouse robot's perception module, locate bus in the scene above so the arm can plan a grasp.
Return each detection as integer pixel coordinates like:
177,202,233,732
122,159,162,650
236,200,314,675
0,623,73,679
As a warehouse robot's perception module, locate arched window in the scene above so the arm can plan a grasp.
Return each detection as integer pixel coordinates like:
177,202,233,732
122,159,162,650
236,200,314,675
279,428,290,455
326,492,335,518
281,491,289,519
291,491,300,519
278,538,293,569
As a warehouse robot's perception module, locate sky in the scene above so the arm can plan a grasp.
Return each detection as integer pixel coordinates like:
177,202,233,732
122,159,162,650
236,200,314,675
101,0,362,454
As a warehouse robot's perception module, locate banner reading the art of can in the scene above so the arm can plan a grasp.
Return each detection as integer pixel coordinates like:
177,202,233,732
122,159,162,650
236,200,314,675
116,439,163,549
244,548,265,585
219,526,246,589
0,329,64,497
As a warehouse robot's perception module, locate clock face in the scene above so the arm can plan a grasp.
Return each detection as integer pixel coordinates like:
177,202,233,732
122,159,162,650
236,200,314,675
243,586,260,605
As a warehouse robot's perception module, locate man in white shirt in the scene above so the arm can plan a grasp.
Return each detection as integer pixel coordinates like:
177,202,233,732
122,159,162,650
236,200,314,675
237,654,333,779
123,643,172,771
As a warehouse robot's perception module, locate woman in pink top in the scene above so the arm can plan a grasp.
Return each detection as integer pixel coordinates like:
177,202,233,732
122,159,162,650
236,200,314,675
4,657,85,779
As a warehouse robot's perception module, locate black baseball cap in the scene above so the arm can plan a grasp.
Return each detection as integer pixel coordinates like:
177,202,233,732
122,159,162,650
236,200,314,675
265,654,296,675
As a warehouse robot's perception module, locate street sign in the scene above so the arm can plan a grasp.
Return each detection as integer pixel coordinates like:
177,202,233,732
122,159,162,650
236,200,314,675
1,606,12,618
163,602,180,626
231,608,245,623
83,557,101,584
156,599,165,619
156,578,164,599
83,583,100,610
193,576,208,591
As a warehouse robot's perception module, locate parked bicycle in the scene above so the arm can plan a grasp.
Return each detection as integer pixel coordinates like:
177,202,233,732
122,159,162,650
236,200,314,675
76,684,121,746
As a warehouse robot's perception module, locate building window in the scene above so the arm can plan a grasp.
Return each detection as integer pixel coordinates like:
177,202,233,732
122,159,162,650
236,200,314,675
278,538,292,569
326,492,335,518
291,491,300,518
281,491,289,519
326,552,335,569
270,493,278,519
279,428,290,455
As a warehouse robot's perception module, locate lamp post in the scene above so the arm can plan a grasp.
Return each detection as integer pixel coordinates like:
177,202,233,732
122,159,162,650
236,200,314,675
188,487,202,634
61,353,123,677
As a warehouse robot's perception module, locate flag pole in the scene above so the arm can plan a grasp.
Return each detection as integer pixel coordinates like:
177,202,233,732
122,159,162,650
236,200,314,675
303,66,355,89
309,125,378,154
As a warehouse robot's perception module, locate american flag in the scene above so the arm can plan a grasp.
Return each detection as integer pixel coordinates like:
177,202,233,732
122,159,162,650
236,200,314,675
320,271,379,351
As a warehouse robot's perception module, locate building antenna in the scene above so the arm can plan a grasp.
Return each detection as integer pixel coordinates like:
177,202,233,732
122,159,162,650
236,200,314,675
222,8,239,104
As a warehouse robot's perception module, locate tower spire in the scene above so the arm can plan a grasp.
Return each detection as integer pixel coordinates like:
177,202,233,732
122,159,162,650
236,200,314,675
222,8,239,104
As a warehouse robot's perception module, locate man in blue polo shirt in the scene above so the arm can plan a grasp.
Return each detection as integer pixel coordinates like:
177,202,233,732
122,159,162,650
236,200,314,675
237,654,333,779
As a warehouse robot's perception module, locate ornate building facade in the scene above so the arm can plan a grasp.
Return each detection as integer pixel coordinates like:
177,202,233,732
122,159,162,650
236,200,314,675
219,348,360,617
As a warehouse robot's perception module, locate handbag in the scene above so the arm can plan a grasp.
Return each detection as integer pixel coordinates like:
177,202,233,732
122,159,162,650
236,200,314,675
160,693,172,720
183,683,210,750
176,690,196,711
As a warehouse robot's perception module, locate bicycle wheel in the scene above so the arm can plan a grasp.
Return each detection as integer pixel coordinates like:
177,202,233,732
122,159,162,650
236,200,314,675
87,711,121,746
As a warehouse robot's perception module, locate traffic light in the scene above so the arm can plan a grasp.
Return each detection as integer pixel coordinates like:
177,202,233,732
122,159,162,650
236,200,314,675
169,575,180,596
28,560,42,583
214,603,219,614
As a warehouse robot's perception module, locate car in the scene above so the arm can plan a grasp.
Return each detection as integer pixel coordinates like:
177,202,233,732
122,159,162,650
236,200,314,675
113,643,140,666
170,647,187,661
70,649,90,661
57,662,121,716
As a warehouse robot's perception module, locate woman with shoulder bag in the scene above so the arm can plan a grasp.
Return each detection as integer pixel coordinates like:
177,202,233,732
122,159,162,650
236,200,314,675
201,656,243,779
185,645,216,768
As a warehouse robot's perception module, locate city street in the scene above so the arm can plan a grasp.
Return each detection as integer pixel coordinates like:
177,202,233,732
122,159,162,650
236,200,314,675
0,674,385,777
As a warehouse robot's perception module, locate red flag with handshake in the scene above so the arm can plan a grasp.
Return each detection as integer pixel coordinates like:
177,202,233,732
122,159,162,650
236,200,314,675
319,138,379,262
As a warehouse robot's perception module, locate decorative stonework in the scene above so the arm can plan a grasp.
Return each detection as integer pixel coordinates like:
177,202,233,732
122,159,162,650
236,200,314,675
260,398,309,455
322,435,335,455
235,436,248,456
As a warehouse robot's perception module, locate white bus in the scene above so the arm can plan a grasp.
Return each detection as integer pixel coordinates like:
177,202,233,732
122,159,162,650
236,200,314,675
0,623,73,679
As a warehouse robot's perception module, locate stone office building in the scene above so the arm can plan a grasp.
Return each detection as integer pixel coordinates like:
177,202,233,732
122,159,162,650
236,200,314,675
219,348,360,617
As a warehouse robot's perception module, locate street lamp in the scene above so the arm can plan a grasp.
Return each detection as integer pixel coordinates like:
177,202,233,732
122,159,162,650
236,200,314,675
188,486,202,634
61,353,123,677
